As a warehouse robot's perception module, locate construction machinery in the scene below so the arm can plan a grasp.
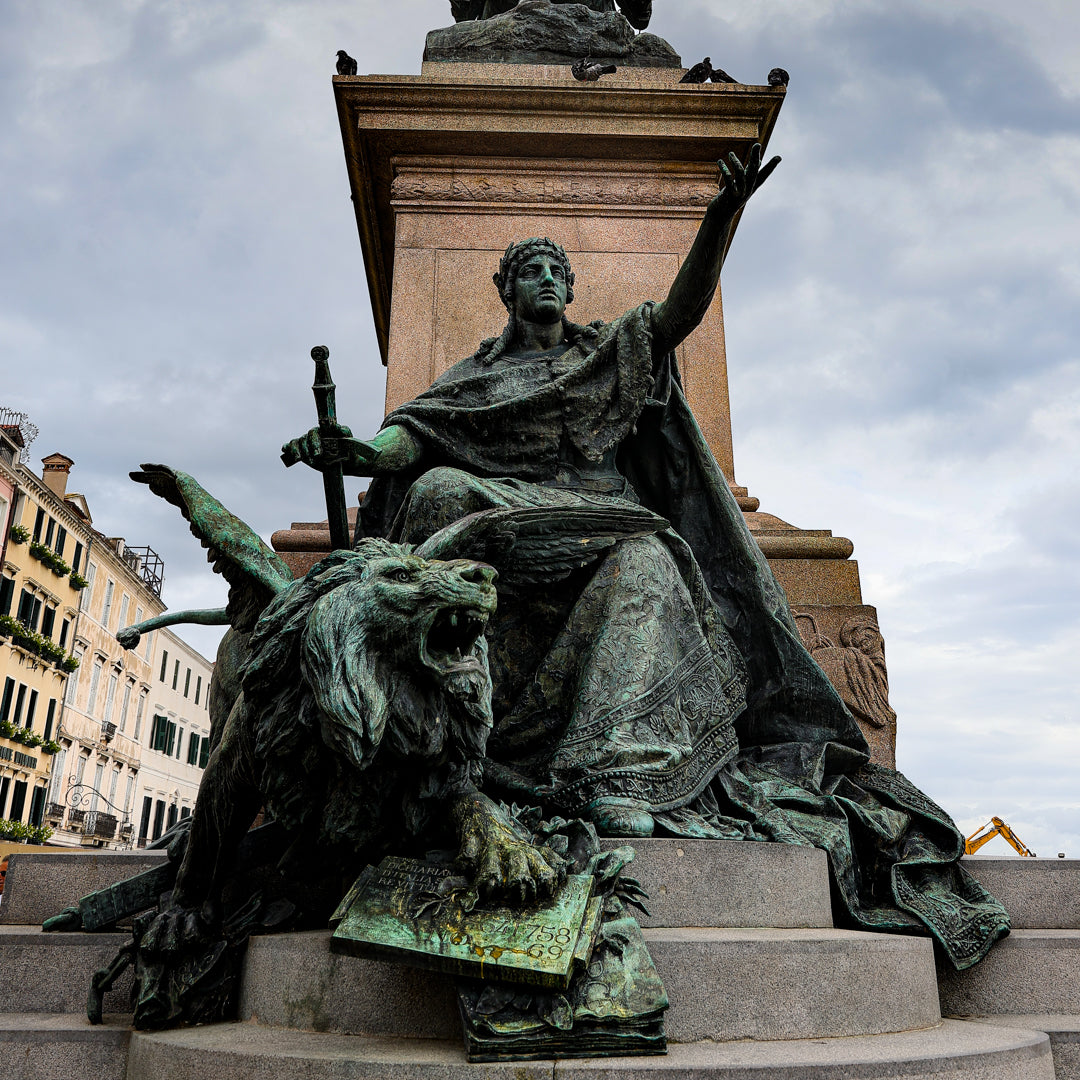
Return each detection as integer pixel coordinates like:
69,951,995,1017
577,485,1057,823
964,816,1037,857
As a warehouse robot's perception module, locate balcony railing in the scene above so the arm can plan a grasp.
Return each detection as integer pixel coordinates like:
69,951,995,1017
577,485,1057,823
100,722,117,742
83,812,118,839
44,802,66,820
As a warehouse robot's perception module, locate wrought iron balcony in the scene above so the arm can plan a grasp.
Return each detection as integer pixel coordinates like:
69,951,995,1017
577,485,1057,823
83,812,118,839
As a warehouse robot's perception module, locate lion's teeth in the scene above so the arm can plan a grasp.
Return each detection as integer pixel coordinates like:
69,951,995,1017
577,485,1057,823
450,613,459,628
455,648,462,661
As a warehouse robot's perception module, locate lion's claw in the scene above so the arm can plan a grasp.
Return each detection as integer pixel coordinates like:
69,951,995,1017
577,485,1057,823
454,792,568,906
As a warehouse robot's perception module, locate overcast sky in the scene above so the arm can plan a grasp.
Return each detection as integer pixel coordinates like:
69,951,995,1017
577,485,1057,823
2,0,1077,856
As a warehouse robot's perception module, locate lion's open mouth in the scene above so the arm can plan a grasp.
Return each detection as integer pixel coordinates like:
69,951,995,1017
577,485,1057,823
421,606,489,674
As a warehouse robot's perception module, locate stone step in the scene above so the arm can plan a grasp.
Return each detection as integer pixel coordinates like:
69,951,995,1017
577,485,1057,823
598,838,833,928
240,926,940,1043
0,850,168,926
0,840,834,931
0,927,131,1015
124,1020,1055,1080
968,1015,1080,1080
0,1014,130,1080
938,930,1080,1016
963,856,1080,929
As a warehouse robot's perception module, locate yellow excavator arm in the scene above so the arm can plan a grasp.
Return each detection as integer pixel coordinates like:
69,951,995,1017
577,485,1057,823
964,816,1037,857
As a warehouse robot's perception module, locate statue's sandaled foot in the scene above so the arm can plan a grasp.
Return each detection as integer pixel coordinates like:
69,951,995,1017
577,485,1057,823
587,799,655,838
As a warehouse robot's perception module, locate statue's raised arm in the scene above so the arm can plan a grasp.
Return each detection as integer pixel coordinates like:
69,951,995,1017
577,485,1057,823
651,142,780,357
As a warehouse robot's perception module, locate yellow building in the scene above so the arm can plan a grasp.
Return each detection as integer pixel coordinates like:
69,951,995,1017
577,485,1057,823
42,491,166,849
1,410,170,847
0,417,89,836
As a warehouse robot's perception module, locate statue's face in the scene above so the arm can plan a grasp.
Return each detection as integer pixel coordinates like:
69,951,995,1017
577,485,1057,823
513,254,568,324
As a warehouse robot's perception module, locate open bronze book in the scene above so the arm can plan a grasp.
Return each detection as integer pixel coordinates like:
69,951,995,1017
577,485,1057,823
330,855,603,991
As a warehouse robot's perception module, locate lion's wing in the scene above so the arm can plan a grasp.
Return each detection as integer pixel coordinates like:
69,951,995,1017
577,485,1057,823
414,504,670,587
131,464,293,629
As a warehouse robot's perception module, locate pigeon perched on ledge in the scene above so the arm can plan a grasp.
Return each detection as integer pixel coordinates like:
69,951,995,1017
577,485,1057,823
768,67,790,86
571,57,618,82
710,67,738,83
679,57,712,83
336,50,358,76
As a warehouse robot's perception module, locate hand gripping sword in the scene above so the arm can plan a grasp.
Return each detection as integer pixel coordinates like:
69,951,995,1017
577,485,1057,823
307,345,351,550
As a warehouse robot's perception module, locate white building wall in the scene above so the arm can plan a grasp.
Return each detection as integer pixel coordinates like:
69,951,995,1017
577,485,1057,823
135,627,213,845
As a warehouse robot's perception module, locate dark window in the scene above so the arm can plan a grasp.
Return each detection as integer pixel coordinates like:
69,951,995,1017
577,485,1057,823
199,736,210,769
184,668,191,697
54,525,66,558
187,731,200,765
0,777,9,818
159,651,168,682
71,541,83,575
172,660,179,690
44,699,56,742
0,678,13,723
194,675,201,705
25,689,37,729
139,796,153,840
9,779,27,822
176,727,184,759
32,508,44,542
151,715,169,752
180,806,191,819
59,618,69,649
0,576,13,616
13,684,26,725
40,605,56,640
44,518,55,547
166,803,178,830
165,720,176,757
28,785,45,827
152,799,166,841
17,589,36,627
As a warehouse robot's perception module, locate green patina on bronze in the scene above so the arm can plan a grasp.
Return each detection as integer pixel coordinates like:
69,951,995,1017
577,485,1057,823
53,143,1009,1056
332,856,599,989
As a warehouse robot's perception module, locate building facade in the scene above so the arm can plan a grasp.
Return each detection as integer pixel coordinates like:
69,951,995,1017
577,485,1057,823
45,518,167,847
0,418,90,835
135,627,213,845
1,409,217,848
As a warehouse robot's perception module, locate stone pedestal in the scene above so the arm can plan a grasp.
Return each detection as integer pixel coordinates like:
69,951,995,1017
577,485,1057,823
272,59,898,766
332,63,787,480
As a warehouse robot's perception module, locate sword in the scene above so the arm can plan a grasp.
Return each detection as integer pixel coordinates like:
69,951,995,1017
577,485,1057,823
306,345,351,550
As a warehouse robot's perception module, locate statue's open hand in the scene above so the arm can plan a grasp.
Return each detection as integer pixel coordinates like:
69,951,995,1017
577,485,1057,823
713,142,781,217
455,794,567,905
281,423,378,473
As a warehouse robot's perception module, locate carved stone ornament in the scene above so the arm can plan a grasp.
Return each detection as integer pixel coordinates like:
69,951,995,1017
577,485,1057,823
390,159,719,211
798,612,896,732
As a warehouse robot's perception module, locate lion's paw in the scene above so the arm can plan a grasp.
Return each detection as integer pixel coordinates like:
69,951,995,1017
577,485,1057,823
455,795,567,906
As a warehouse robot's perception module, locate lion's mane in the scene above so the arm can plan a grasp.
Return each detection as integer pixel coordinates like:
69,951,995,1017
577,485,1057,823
240,540,493,854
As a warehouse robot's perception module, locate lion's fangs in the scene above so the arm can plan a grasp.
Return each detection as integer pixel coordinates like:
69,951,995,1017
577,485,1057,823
422,605,489,674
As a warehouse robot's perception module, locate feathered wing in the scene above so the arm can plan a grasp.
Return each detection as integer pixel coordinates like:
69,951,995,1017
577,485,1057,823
131,464,293,631
414,504,671,588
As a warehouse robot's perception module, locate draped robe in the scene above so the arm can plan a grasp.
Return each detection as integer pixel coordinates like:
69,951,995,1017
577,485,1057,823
359,304,1009,969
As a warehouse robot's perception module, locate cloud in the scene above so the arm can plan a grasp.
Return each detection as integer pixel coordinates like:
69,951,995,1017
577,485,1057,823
2,0,1078,850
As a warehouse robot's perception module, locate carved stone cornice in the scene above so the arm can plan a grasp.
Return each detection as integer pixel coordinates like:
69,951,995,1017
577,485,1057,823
390,157,718,214
333,69,785,363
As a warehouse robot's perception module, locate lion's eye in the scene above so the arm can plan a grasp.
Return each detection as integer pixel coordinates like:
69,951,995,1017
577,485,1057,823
389,568,411,583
